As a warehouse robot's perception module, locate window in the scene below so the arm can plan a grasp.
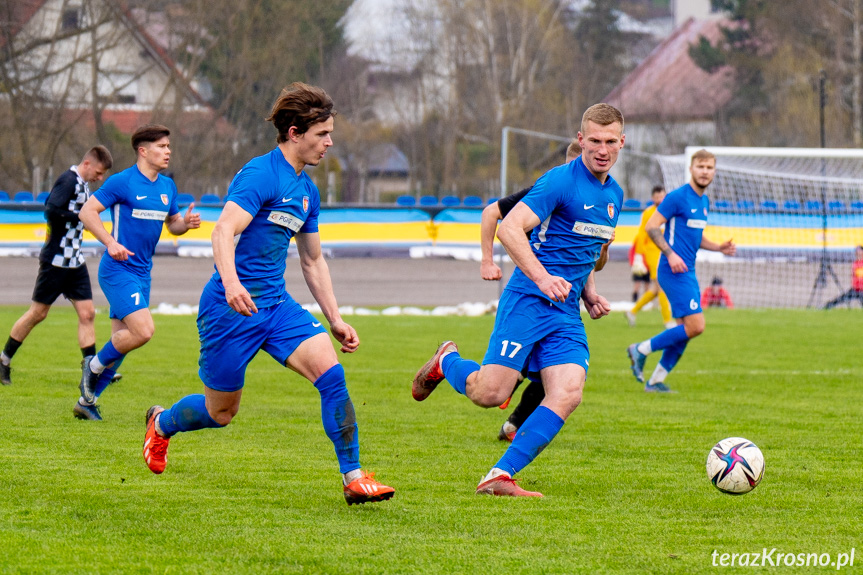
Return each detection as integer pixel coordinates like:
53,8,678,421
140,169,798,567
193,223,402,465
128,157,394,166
61,7,81,30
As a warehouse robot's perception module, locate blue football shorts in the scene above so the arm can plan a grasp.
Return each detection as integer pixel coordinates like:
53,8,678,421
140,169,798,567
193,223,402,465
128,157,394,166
658,266,702,318
98,264,151,320
197,285,328,392
482,290,590,374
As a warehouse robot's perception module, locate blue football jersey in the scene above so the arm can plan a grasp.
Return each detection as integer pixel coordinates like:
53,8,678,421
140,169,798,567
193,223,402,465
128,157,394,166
505,156,623,314
210,148,321,308
656,183,709,271
94,165,179,275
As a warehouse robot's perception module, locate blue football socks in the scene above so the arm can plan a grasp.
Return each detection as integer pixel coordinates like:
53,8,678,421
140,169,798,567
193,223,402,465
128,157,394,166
93,355,124,398
441,352,479,396
658,339,689,372
95,341,124,372
314,364,360,474
494,406,564,476
648,324,689,354
158,394,223,437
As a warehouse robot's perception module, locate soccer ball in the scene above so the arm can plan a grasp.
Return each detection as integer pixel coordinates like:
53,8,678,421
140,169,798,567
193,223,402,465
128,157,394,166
706,437,764,494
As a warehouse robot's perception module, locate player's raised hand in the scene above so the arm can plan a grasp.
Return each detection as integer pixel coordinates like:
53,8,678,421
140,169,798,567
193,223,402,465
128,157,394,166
184,203,201,229
481,260,503,281
224,281,257,316
330,320,360,353
537,275,571,302
667,251,688,273
107,241,134,261
719,238,736,256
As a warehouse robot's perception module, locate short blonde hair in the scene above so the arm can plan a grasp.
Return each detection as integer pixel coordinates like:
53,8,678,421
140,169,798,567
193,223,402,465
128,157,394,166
581,103,624,134
690,149,716,166
565,140,581,161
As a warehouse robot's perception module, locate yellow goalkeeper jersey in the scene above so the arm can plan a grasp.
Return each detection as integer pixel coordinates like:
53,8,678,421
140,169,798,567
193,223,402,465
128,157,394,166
633,205,661,273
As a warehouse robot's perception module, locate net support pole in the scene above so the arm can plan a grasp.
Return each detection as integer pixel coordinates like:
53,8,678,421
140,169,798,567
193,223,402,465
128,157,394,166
808,70,844,307
498,127,573,297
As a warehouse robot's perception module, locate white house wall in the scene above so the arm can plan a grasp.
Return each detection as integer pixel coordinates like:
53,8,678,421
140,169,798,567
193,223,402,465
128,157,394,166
10,0,195,110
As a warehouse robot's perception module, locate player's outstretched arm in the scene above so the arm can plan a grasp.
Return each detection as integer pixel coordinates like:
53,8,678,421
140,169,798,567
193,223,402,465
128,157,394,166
701,236,736,256
498,203,571,302
166,203,201,235
295,232,359,353
212,201,256,316
480,202,504,280
79,196,134,261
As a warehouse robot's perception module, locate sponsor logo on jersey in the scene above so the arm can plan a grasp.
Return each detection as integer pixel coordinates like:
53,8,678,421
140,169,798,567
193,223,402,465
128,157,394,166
583,204,594,210
136,195,147,200
267,210,304,232
686,218,707,229
572,221,614,240
161,194,168,205
302,196,309,213
607,203,615,218
132,209,168,221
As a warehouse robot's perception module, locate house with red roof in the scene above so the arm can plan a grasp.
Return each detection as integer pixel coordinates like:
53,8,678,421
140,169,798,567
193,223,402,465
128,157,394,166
605,17,736,154
603,17,736,198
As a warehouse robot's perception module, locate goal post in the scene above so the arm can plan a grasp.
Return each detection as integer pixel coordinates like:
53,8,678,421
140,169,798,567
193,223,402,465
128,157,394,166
656,147,863,309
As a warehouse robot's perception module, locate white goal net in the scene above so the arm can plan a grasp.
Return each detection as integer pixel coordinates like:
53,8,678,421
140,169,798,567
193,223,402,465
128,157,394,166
654,147,863,309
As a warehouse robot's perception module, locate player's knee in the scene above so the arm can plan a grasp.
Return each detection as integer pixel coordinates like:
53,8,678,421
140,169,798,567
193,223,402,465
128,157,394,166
685,322,705,338
135,325,155,344
208,404,238,426
78,308,96,325
545,384,583,417
468,376,513,408
28,307,49,324
210,410,234,426
470,390,510,408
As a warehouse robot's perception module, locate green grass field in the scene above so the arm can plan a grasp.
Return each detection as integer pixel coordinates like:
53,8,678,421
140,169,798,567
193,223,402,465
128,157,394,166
0,306,861,574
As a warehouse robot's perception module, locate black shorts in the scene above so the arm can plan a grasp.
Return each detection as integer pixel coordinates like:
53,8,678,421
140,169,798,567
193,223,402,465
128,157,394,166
32,261,93,305
631,271,650,283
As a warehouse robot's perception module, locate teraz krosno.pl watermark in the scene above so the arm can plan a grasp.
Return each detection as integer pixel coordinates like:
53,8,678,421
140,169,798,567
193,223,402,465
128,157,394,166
712,549,855,570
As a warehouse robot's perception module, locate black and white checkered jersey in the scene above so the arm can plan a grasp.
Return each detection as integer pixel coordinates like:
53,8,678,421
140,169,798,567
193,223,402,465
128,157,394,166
39,166,90,268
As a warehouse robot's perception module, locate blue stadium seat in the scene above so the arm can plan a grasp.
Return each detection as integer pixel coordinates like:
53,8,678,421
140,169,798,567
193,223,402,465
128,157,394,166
644,201,654,207
36,191,50,203
14,191,34,202
440,195,460,207
828,200,845,211
419,195,439,206
176,193,195,206
199,194,222,206
783,200,801,211
395,195,416,207
736,200,755,211
761,200,778,210
463,195,483,207
487,197,499,205
713,200,732,210
623,198,642,210
850,201,863,211
0,191,8,202
805,200,822,211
